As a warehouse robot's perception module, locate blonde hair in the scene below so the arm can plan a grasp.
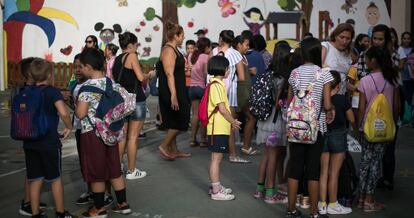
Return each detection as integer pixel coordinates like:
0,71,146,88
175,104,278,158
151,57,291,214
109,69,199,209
30,58,53,83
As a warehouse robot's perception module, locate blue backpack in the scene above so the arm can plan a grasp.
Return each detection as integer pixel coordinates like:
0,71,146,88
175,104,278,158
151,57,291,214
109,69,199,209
78,78,136,146
11,86,49,140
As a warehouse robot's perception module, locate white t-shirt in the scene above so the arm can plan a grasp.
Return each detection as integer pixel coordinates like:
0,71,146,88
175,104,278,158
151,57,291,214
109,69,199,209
72,83,83,130
397,46,412,60
322,41,352,95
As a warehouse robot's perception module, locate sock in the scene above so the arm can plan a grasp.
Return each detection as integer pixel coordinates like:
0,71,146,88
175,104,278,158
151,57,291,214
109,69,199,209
257,183,265,192
329,201,337,207
92,192,105,209
265,188,274,197
320,201,327,206
212,182,221,194
115,189,127,204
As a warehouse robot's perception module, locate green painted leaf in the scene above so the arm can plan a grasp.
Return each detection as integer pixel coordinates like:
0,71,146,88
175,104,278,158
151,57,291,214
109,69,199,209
16,0,30,11
144,7,156,21
183,0,196,8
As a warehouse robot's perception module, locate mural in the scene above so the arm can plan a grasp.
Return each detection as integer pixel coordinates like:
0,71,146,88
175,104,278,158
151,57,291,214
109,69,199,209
3,0,391,65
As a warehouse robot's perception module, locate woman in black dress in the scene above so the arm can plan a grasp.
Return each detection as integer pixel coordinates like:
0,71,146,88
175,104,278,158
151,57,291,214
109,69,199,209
157,22,191,160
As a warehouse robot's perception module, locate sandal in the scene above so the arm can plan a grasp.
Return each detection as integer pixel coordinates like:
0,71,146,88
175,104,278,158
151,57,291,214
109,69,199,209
199,142,208,148
229,156,251,163
241,147,259,155
357,198,364,209
158,146,175,161
189,141,199,147
363,201,386,212
174,151,192,158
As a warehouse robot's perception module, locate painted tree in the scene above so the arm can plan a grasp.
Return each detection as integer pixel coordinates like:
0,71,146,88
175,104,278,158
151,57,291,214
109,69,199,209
144,0,206,45
277,0,313,35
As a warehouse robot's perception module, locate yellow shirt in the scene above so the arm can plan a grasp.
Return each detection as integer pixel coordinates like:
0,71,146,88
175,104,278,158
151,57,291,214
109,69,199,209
347,66,359,97
207,78,231,135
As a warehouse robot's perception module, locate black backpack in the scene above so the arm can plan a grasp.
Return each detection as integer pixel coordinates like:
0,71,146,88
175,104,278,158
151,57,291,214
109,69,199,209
249,69,275,120
338,152,359,198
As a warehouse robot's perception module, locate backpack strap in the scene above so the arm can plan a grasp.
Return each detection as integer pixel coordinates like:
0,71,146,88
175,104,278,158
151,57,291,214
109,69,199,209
117,53,131,83
207,80,221,145
370,74,387,94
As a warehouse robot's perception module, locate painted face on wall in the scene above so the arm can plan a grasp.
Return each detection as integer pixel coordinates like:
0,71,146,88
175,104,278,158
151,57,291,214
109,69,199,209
250,11,261,22
100,29,115,44
366,7,380,26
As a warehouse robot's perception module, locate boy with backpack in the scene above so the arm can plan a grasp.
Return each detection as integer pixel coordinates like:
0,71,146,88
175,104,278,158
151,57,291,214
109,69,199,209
202,56,241,201
12,58,75,217
76,48,133,217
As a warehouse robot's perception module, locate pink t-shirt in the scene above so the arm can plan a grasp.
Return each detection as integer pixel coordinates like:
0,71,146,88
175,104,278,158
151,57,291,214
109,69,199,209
358,72,397,130
106,57,116,79
189,53,209,89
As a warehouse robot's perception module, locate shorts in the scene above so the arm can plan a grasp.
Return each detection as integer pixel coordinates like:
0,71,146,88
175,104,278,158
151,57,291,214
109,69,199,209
189,86,205,101
323,128,347,153
207,135,229,153
80,131,122,183
24,148,61,182
125,101,146,122
236,85,251,113
288,133,324,181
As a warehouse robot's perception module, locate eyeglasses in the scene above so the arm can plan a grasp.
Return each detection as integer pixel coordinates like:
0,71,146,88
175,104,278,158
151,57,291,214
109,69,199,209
85,40,93,44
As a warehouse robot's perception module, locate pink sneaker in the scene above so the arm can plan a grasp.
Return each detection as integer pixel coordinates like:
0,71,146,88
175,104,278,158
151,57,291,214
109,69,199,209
253,190,265,199
264,194,288,204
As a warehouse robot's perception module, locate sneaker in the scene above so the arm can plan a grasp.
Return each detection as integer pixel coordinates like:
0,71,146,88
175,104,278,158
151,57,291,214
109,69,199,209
264,194,288,204
211,189,235,201
327,202,352,214
112,203,132,215
300,196,310,209
103,195,114,208
76,192,93,205
82,207,107,218
318,202,327,215
296,195,302,207
125,168,147,180
285,210,302,218
32,214,47,218
253,190,265,199
309,213,329,218
19,200,47,216
209,185,232,195
138,133,146,139
56,210,77,218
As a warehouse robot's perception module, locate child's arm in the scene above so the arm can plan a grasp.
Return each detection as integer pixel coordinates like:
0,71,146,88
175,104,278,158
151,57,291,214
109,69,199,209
393,87,401,122
357,92,366,133
346,108,358,136
323,83,335,124
217,102,241,129
55,100,73,139
75,101,88,120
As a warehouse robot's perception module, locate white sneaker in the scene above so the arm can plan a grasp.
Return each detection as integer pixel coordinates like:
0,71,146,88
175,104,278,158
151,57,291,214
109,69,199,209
209,185,232,195
318,202,327,215
327,202,352,215
125,168,147,180
211,189,235,201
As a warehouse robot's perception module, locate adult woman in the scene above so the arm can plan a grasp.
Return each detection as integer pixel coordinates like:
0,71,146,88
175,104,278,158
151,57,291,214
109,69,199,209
112,32,155,179
189,37,211,147
84,35,99,50
212,30,248,163
322,23,354,95
254,34,273,69
399,32,413,103
157,22,191,160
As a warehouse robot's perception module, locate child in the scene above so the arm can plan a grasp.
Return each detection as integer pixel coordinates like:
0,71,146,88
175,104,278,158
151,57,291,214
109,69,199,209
318,71,356,215
286,37,335,218
357,46,400,212
76,48,131,217
254,41,291,204
17,57,48,216
207,55,241,200
105,43,119,80
23,58,75,217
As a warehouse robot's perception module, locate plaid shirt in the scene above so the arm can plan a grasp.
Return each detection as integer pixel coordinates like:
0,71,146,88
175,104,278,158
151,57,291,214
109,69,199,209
357,50,400,80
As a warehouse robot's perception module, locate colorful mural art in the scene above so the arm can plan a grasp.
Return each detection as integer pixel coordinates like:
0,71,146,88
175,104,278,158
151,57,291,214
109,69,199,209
2,0,391,65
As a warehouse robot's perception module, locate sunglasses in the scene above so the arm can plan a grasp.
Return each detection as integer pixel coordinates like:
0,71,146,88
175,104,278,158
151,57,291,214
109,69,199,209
85,40,93,44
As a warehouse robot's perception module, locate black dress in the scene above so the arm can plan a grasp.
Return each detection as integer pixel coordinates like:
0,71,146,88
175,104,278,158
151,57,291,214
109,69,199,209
156,45,190,131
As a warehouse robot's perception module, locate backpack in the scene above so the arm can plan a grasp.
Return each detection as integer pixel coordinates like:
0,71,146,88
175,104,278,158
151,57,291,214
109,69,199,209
363,75,396,143
249,69,275,120
198,80,219,127
338,152,359,198
79,78,136,146
286,68,325,144
11,86,49,140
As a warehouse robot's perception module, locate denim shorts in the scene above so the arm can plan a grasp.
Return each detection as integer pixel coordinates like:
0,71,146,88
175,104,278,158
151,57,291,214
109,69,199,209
126,101,146,122
323,128,348,153
189,86,205,101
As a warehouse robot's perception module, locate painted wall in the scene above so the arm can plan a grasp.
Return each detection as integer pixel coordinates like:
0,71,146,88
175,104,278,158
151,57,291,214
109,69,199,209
3,0,390,64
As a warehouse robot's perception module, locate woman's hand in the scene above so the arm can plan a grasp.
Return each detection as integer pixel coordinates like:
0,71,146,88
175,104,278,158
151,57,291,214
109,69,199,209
171,95,179,111
60,127,72,140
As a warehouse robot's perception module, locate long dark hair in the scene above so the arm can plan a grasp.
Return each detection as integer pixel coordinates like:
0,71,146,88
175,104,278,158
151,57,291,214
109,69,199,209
390,27,399,51
300,37,322,67
354,33,369,54
219,30,234,45
118,32,138,50
271,41,291,99
85,35,99,49
365,46,398,86
372,24,392,51
190,37,211,65
401,31,412,48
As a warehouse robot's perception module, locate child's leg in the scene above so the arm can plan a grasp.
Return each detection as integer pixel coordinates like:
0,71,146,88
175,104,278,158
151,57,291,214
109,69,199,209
126,120,142,172
328,152,345,203
265,147,278,195
118,123,129,162
110,176,128,204
29,180,43,215
91,182,106,209
209,152,223,192
308,180,319,215
364,143,386,203
242,108,256,150
51,177,65,213
228,107,237,157
287,143,306,211
287,178,299,211
319,152,330,203
159,129,179,156
190,99,200,143
258,146,269,184
276,147,287,185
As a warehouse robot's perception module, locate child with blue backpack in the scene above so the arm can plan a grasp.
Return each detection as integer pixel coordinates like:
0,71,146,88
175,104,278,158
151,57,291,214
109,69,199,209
76,48,132,217
17,58,75,217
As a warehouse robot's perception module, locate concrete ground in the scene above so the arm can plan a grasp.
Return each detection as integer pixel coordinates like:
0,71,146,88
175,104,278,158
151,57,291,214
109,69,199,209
0,93,413,218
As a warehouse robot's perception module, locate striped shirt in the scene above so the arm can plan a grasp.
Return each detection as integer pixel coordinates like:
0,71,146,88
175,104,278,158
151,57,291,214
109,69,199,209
288,64,334,133
212,47,243,107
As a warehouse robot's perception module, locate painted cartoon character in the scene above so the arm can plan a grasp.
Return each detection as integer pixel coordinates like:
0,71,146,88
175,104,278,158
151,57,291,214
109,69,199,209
218,0,240,17
341,0,358,14
94,22,122,50
243,7,265,35
117,0,128,7
366,2,380,38
142,47,151,57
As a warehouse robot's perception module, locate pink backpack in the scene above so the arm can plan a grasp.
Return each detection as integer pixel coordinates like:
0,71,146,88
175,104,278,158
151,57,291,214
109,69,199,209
198,81,220,127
